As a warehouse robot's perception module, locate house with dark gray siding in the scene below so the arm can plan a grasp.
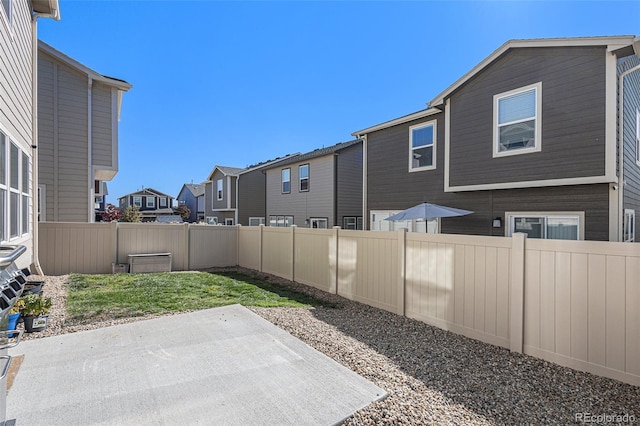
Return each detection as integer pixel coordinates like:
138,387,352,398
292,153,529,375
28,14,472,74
118,188,175,222
203,166,244,225
264,140,363,229
177,182,205,222
353,36,640,241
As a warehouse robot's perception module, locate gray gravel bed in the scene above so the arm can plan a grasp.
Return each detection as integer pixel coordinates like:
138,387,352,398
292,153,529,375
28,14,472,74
19,271,640,425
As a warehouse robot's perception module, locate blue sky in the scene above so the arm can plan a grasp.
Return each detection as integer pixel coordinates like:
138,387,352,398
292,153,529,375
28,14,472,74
38,0,640,202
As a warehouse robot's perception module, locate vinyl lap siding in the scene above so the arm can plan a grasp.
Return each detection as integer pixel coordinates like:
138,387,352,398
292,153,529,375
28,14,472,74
619,55,640,236
238,169,266,226
37,56,55,221
336,143,363,222
449,46,607,187
266,156,334,227
91,83,114,168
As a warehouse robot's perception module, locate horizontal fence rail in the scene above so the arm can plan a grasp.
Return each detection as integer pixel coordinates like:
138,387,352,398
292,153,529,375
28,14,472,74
39,222,640,386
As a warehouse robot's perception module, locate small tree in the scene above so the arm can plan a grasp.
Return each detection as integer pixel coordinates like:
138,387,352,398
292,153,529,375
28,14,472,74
175,204,191,222
121,205,142,223
101,204,122,222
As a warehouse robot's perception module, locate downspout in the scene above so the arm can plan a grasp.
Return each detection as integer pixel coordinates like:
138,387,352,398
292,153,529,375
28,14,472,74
617,62,640,241
235,175,239,225
88,77,94,222
359,135,367,229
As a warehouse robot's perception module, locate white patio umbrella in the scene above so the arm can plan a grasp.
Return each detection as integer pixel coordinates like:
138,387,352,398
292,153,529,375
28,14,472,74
384,202,473,221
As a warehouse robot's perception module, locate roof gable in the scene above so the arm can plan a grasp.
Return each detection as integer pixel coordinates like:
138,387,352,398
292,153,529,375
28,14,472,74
263,140,361,170
206,165,245,181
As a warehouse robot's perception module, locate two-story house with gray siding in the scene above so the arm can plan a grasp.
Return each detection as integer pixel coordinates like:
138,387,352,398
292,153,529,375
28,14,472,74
353,36,640,242
176,182,205,222
37,41,132,223
265,140,363,229
1,1,59,270
118,188,175,222
204,166,243,225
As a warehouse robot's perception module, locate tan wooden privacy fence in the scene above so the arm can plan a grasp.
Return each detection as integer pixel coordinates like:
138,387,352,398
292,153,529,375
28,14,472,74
39,222,640,386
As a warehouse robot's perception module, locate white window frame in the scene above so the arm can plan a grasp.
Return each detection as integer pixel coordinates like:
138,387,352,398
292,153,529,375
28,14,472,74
369,210,438,233
1,0,12,31
309,218,328,229
624,209,635,243
225,218,234,226
217,179,223,200
281,168,291,194
159,197,167,208
133,196,142,207
409,120,436,172
506,211,584,240
1,133,30,242
493,82,542,158
636,109,640,166
0,134,6,242
299,164,309,191
146,196,155,208
206,216,218,225
269,215,293,227
249,217,265,226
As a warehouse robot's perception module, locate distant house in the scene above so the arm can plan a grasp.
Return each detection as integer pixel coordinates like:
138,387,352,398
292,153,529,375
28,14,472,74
353,36,640,241
37,41,132,222
203,166,244,225
176,183,206,222
118,188,175,222
264,140,363,229
0,1,60,270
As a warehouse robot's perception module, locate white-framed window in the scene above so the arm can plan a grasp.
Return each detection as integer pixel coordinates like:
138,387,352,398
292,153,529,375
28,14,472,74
299,164,309,191
506,212,583,240
1,0,12,29
309,218,327,229
269,215,293,227
1,132,30,242
159,197,167,208
636,109,640,166
133,196,142,207
146,196,155,208
206,216,218,225
409,121,436,172
225,218,234,226
494,82,542,157
624,209,635,242
281,168,291,194
217,179,223,200
369,210,438,233
249,217,265,226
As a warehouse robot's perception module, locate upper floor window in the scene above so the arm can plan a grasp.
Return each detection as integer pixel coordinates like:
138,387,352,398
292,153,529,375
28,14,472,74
299,164,309,191
409,121,436,171
494,82,542,157
281,168,291,194
133,196,142,207
217,179,223,200
146,196,155,208
636,109,640,166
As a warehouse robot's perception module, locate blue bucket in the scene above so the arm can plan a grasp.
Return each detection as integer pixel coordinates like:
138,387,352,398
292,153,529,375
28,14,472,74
8,312,20,338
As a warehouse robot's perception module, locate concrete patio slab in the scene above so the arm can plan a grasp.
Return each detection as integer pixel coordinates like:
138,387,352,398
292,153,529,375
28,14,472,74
7,304,386,425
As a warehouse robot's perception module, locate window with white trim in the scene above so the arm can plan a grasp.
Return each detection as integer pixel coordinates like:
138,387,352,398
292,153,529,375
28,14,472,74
409,121,436,171
1,0,12,28
1,132,31,242
636,109,640,166
146,196,155,208
281,168,290,194
494,82,542,157
269,215,293,227
225,218,234,226
309,218,327,229
159,197,167,208
624,209,635,242
299,164,309,191
249,217,265,226
507,213,582,240
216,179,223,200
369,210,438,233
133,196,142,207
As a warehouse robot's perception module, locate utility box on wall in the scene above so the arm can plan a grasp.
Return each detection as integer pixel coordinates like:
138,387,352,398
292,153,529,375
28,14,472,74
128,253,172,273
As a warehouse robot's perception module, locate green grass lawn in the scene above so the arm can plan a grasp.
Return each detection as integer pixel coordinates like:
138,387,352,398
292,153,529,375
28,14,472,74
66,271,328,324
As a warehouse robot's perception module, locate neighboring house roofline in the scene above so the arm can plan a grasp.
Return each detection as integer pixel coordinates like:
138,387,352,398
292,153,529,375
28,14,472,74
206,165,245,181
238,153,302,175
428,35,638,107
38,40,132,91
178,183,206,198
118,188,173,200
263,140,361,169
351,108,441,136
32,0,61,19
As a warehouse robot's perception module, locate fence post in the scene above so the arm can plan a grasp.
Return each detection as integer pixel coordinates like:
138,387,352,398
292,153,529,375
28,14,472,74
183,223,190,271
510,232,526,353
290,225,296,282
236,224,241,267
111,221,119,265
332,226,340,294
258,224,264,273
397,228,407,317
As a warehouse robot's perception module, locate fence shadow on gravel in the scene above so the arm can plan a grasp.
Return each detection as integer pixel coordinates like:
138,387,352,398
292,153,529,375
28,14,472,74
308,303,640,425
